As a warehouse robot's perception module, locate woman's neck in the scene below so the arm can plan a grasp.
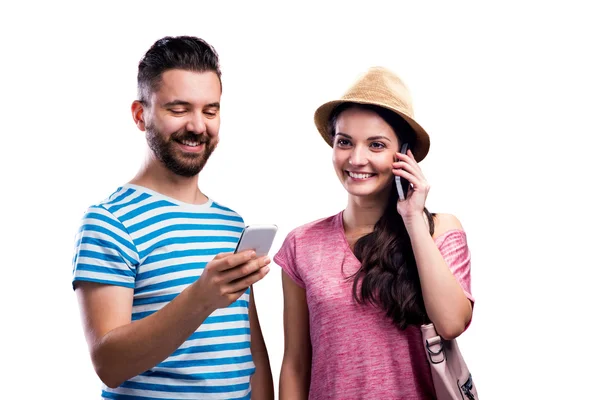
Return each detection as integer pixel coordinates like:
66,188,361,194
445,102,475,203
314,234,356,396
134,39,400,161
343,192,388,235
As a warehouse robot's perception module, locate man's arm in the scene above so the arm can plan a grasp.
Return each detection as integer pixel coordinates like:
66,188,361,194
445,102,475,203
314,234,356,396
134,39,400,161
248,287,274,399
75,251,271,388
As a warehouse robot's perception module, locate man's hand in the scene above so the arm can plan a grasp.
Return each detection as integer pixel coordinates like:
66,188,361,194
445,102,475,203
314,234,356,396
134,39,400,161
195,250,271,310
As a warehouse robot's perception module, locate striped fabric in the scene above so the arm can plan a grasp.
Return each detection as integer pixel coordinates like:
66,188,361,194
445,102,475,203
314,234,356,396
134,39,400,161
72,184,253,399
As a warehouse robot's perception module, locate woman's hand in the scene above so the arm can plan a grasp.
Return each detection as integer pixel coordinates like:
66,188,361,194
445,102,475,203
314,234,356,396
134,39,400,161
392,149,430,222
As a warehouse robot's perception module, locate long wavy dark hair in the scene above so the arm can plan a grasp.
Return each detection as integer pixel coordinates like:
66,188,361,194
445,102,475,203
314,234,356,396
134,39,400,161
329,102,435,330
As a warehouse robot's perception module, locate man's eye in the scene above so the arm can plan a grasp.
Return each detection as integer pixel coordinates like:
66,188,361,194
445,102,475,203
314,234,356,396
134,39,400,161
170,109,186,114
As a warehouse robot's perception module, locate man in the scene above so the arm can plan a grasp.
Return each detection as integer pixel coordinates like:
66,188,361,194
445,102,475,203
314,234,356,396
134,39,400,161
72,36,273,399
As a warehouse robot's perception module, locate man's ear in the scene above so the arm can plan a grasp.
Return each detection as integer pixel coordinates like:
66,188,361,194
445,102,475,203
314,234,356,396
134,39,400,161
131,100,146,131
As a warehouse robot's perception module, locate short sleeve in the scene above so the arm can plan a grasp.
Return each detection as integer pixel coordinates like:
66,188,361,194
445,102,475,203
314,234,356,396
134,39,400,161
273,230,305,288
435,230,474,305
72,206,139,289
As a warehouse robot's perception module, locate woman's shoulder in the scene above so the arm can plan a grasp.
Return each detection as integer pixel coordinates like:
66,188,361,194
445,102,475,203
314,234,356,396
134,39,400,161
286,212,341,241
432,213,465,241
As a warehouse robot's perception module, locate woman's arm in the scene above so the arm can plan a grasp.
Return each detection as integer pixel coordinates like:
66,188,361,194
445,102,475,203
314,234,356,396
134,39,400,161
393,149,472,340
405,213,473,339
279,272,312,399
249,287,274,400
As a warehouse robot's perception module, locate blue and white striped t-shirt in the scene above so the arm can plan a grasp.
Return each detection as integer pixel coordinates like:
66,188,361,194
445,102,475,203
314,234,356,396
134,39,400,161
72,184,254,399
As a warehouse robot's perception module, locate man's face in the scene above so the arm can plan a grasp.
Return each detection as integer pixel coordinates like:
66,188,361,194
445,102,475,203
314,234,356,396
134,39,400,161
143,69,222,177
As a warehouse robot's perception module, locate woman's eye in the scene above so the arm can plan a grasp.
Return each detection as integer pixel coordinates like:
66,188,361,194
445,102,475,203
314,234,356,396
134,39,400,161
370,142,385,149
336,139,351,147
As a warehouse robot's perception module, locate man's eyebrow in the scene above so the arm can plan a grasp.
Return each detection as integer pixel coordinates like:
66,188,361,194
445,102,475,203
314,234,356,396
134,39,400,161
162,100,191,108
205,102,220,109
161,101,220,109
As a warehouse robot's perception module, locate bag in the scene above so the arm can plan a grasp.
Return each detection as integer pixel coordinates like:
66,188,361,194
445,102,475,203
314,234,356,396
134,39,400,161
421,323,479,400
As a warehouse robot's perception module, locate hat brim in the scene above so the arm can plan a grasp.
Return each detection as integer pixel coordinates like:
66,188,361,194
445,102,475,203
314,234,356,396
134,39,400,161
314,99,430,162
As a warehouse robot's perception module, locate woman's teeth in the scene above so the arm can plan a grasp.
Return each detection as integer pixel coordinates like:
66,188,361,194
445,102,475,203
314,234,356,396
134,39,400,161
348,172,374,179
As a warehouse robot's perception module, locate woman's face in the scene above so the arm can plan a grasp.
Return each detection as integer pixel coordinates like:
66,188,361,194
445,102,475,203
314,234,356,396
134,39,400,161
332,107,400,199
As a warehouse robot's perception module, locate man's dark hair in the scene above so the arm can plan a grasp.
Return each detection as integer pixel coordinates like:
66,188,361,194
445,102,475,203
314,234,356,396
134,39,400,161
137,36,221,103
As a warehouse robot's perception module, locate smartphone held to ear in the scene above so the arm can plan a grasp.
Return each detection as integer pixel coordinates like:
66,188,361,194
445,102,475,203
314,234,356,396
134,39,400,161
395,143,410,201
234,224,278,257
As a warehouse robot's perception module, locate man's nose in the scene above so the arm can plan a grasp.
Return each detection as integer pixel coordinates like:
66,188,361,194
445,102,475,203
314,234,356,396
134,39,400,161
185,110,207,134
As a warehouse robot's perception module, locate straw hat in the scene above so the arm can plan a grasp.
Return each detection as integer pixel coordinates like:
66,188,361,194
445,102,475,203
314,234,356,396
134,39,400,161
314,66,430,162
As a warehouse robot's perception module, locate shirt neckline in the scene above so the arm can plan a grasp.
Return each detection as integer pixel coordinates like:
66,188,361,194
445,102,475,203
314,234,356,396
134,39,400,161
122,183,214,209
334,210,466,261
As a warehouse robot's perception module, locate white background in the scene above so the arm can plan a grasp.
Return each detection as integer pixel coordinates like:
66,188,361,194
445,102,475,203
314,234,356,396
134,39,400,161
1,1,599,398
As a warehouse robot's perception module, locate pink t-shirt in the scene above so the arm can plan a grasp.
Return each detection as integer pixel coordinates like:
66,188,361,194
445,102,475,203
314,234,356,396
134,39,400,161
274,211,474,400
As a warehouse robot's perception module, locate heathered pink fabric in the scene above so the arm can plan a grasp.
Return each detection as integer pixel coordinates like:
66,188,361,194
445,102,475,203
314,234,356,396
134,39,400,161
274,212,474,400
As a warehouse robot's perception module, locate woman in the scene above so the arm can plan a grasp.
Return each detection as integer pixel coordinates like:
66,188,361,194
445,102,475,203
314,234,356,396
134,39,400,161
274,67,475,399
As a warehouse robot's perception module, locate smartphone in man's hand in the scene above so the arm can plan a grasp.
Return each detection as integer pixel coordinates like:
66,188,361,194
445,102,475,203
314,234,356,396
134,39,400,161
234,224,278,257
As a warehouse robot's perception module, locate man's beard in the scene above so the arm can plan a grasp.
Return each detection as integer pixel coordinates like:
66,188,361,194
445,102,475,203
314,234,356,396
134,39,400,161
146,123,216,177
